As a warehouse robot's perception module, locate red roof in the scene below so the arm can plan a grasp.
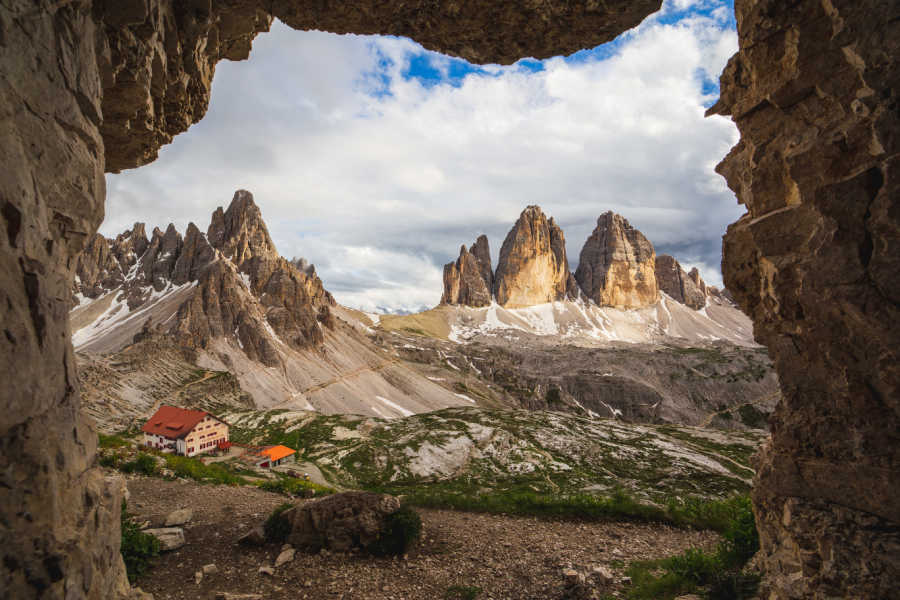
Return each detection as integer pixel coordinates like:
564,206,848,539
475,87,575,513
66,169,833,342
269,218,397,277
141,405,210,439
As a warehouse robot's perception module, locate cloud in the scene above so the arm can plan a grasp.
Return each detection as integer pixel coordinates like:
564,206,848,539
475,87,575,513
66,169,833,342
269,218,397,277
104,0,740,311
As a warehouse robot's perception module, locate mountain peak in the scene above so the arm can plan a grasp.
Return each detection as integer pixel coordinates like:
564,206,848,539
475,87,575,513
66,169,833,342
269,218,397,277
575,211,658,308
494,206,572,308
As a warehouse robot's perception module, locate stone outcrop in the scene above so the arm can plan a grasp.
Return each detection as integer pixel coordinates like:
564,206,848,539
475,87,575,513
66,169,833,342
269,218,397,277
574,212,659,309
493,206,573,307
441,237,493,307
283,492,402,552
655,255,707,310
710,0,900,597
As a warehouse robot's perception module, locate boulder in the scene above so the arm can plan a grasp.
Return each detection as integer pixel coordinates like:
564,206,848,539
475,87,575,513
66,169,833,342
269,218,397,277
144,527,186,551
238,525,267,546
282,491,401,552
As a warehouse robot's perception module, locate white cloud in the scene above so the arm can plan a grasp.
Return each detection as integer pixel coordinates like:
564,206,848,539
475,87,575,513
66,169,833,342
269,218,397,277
104,3,739,311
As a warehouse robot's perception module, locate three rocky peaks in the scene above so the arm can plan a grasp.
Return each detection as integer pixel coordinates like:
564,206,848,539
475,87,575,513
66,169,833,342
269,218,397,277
441,206,728,311
74,190,334,365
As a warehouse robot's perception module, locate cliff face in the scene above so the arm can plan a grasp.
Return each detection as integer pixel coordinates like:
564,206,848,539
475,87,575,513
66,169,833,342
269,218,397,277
711,1,900,597
655,255,707,310
441,242,493,307
74,190,334,365
574,212,659,309
493,206,573,308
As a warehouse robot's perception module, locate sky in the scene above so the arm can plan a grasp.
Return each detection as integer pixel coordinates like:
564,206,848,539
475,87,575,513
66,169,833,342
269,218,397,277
103,0,742,314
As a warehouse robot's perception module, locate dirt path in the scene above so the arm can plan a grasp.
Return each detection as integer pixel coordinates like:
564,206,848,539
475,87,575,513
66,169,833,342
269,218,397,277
126,476,719,600
268,359,400,410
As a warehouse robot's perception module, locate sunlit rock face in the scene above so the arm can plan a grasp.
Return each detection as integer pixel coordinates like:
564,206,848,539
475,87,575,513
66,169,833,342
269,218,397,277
712,0,900,597
441,239,493,307
655,254,707,310
493,206,574,308
575,212,659,309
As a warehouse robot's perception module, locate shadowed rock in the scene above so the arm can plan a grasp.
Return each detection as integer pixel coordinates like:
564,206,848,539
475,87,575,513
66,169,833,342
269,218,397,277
655,255,706,310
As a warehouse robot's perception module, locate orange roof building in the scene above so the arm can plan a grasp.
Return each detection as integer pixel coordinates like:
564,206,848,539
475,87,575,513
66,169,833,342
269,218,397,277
141,405,229,458
253,445,297,468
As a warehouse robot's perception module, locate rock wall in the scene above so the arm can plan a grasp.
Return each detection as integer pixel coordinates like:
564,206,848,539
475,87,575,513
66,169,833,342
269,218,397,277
575,212,659,309
712,0,900,597
441,243,492,307
1,2,660,597
493,206,574,308
0,3,139,598
655,254,707,310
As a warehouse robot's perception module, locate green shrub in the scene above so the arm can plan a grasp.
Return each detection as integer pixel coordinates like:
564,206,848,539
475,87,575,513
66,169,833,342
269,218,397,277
163,454,246,485
99,452,121,468
99,433,129,448
263,503,295,544
624,494,760,600
445,585,482,600
121,453,159,476
366,506,422,556
120,501,159,582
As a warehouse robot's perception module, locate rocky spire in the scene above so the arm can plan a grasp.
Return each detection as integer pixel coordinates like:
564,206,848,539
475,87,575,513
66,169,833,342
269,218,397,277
441,243,492,307
655,254,706,310
574,211,658,309
207,189,277,267
493,206,573,308
470,235,493,294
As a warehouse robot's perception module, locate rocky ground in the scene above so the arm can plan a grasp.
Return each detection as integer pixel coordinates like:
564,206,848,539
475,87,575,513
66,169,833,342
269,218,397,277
126,477,718,600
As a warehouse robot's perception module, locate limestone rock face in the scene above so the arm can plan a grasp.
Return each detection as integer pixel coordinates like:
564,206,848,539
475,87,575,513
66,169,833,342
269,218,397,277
575,212,659,309
655,255,707,310
712,0,900,597
470,235,494,294
493,206,573,308
441,239,493,307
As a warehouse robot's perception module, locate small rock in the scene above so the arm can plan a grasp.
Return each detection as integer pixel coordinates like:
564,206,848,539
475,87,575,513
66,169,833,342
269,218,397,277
202,563,218,575
237,526,265,546
274,548,295,568
258,565,275,576
194,570,203,585
143,527,185,551
137,520,151,530
590,565,614,586
620,576,632,586
164,508,193,526
281,543,293,552
563,568,583,586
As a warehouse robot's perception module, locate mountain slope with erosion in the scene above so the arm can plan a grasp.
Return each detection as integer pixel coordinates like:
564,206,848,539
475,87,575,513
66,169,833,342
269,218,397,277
223,406,765,502
71,191,473,420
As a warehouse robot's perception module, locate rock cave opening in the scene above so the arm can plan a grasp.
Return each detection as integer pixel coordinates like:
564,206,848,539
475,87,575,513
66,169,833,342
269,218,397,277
0,1,897,598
